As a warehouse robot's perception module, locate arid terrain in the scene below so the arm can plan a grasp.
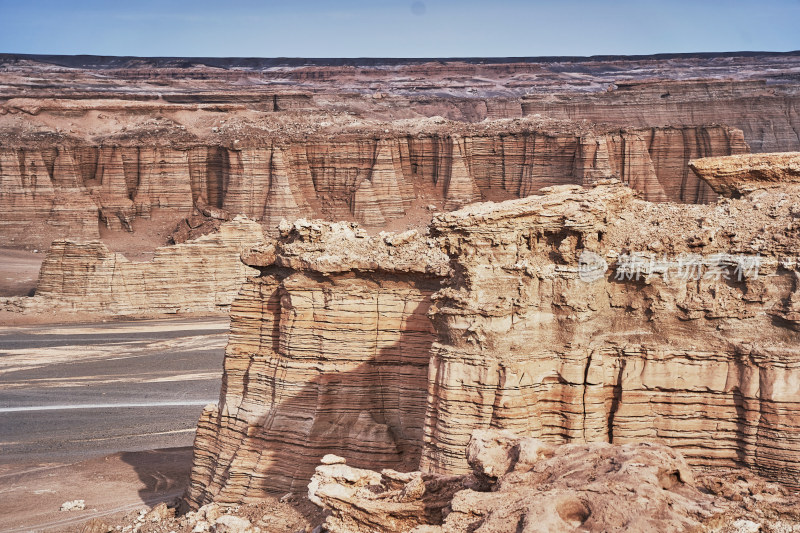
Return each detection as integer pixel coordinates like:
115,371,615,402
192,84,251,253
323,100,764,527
2,52,800,532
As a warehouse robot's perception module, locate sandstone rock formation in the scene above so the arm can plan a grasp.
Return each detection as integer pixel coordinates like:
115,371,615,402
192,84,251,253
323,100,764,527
689,152,800,196
0,147,100,243
187,154,800,508
4,54,799,248
309,430,800,533
0,122,746,246
186,220,449,506
421,180,800,486
5,216,265,315
521,79,800,153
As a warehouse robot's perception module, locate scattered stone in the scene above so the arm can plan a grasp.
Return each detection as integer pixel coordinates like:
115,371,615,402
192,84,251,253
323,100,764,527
213,515,253,533
60,499,86,511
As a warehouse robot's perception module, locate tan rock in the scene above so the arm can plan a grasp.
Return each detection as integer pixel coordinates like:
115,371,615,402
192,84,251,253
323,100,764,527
368,139,406,219
186,221,448,506
309,430,800,533
18,216,264,315
690,152,800,196
442,136,480,211
134,147,195,216
187,154,800,509
262,148,303,235
94,147,135,230
352,178,386,226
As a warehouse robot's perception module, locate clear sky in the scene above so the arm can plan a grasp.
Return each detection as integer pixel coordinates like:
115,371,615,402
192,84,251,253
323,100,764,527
0,0,798,58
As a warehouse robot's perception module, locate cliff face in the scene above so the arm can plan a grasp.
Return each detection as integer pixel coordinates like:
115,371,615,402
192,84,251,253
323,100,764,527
187,157,800,507
0,123,746,245
187,221,449,505
421,183,800,485
522,80,800,154
11,216,265,315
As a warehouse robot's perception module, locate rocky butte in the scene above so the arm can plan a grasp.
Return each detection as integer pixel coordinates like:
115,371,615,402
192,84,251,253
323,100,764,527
186,153,800,531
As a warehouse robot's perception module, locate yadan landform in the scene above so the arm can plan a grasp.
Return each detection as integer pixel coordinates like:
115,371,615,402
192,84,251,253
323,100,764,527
2,52,800,532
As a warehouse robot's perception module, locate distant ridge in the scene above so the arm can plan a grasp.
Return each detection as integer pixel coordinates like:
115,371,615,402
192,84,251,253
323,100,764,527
1,51,800,70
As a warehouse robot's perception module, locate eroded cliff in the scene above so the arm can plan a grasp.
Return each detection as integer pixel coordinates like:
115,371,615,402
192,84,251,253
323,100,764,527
187,154,800,508
187,221,449,505
2,216,265,315
0,120,747,247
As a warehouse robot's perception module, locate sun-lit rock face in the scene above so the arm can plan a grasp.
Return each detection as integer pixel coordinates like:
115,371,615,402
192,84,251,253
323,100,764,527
16,216,265,315
186,221,449,506
187,154,800,508
0,122,747,247
308,429,800,533
421,180,800,485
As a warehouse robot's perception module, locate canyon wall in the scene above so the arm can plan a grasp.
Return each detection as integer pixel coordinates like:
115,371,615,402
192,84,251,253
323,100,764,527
5,216,265,315
0,123,747,246
521,80,800,154
187,221,449,505
187,159,800,507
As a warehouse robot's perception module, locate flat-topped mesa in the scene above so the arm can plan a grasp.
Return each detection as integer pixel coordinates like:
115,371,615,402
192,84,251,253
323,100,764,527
9,216,265,316
187,220,449,507
0,120,747,247
689,152,800,197
423,178,800,486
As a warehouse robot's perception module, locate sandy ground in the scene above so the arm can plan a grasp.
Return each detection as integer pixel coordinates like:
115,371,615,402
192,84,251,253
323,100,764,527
0,448,192,533
0,248,44,297
0,318,228,532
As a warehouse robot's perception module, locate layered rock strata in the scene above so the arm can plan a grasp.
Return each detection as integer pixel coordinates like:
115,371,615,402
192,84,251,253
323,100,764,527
8,217,265,315
0,122,746,245
521,80,800,153
422,181,800,486
309,430,800,533
689,151,800,196
188,155,800,506
186,220,450,506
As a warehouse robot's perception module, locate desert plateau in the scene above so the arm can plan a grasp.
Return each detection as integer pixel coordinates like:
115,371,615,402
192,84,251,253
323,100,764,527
2,2,800,532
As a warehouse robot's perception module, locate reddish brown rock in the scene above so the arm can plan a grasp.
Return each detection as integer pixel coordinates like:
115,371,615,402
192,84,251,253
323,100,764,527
0,122,747,246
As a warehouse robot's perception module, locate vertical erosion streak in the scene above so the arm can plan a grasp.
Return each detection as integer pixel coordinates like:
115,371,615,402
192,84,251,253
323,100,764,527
581,351,593,442
607,358,627,444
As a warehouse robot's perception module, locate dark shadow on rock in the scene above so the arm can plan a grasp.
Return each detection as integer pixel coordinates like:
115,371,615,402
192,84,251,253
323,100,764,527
185,273,437,507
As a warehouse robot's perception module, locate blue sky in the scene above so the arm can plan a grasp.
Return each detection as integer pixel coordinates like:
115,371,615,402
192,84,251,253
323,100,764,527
0,0,798,58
